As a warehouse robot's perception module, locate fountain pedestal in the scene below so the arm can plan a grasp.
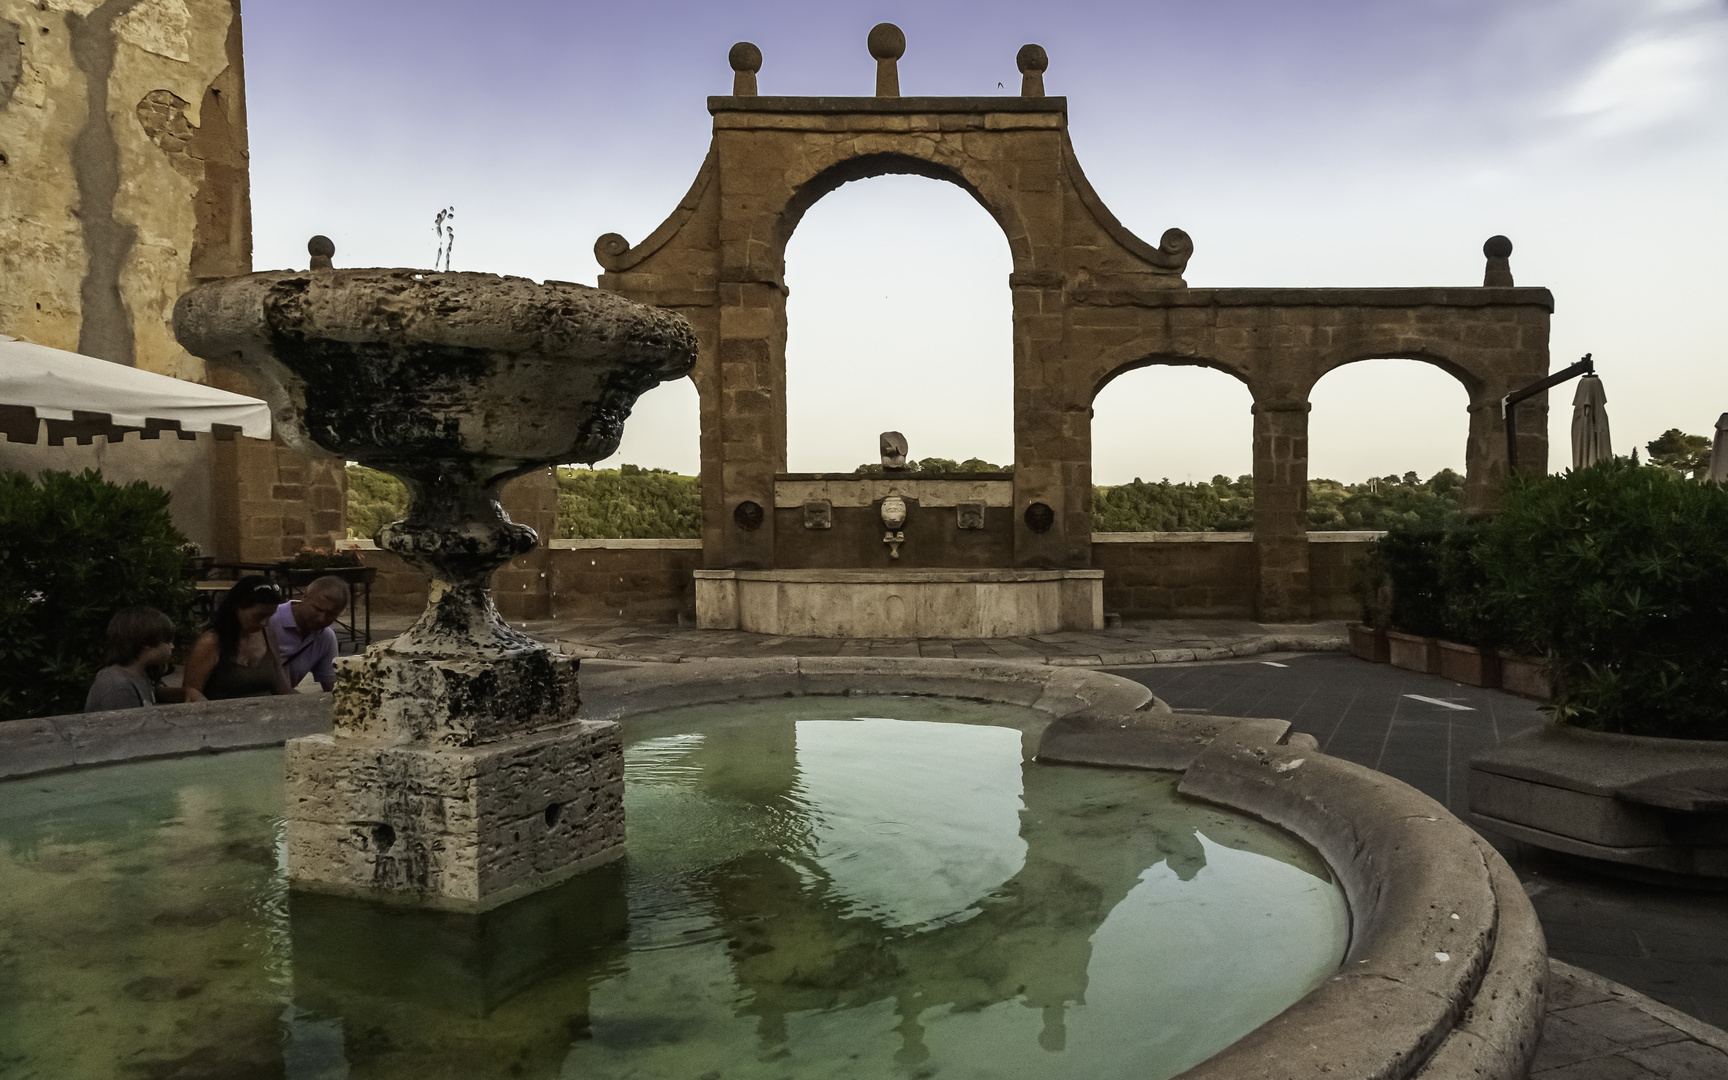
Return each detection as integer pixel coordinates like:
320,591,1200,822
176,258,696,909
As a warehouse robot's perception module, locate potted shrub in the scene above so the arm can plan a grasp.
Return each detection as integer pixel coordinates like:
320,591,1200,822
1469,460,1728,880
1376,525,1446,674
284,546,376,588
1432,517,1500,688
1347,548,1391,662
1481,459,1728,739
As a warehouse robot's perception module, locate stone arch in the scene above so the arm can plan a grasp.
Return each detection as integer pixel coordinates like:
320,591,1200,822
595,29,1552,622
1090,351,1255,403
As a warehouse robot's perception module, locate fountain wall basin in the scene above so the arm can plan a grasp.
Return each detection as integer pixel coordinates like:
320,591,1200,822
0,660,1545,1079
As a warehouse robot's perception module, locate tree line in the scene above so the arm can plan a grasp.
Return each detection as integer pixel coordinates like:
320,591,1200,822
342,425,1719,541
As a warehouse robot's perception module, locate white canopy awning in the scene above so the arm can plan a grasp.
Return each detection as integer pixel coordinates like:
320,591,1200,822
0,334,271,441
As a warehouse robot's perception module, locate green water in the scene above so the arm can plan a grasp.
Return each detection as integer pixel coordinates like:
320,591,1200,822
0,696,1348,1080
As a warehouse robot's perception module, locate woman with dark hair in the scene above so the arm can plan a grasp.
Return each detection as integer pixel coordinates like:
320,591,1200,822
84,606,176,712
182,576,292,701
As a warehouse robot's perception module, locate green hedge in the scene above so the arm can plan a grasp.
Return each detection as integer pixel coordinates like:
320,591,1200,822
1483,460,1728,738
0,470,197,722
1367,460,1728,739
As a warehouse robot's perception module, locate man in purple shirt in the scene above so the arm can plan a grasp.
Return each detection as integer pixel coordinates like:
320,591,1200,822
269,576,351,691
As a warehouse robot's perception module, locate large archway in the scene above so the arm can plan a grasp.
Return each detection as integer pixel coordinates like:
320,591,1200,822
783,175,1013,474
594,35,1552,622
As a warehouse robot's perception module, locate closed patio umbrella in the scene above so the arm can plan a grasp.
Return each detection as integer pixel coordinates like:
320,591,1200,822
0,334,270,444
1571,373,1612,470
1710,412,1728,485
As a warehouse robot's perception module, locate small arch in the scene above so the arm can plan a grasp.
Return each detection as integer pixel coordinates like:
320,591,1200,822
1312,349,1486,406
1309,358,1474,484
1091,352,1253,403
1092,362,1254,488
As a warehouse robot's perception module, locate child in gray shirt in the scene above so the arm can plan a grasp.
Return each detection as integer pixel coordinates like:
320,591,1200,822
84,606,176,712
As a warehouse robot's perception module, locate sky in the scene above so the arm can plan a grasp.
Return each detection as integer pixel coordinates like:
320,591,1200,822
242,0,1728,484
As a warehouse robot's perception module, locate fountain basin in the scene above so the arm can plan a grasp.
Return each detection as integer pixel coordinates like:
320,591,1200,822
0,660,1546,1079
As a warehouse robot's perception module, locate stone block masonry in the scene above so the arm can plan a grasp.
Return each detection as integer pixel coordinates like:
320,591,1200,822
285,719,624,910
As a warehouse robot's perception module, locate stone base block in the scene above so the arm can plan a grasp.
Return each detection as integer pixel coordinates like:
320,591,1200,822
332,645,580,746
285,721,623,911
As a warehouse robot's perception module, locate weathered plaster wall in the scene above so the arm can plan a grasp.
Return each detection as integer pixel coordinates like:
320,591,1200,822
0,0,247,374
1,0,342,556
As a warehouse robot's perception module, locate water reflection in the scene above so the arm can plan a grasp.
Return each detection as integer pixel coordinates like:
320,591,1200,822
0,699,1347,1080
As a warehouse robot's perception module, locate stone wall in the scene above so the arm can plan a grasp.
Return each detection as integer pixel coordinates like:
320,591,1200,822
0,0,342,556
1093,532,1378,621
1308,534,1380,621
1093,535,1258,619
356,536,703,625
548,540,703,622
360,532,1372,628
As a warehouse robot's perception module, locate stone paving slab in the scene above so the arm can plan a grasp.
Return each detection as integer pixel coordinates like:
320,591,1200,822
1540,961,1728,1079
539,616,1350,666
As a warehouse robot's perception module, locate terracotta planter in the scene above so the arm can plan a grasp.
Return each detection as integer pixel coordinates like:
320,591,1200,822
1497,651,1552,701
1386,630,1440,674
1348,623,1390,663
1437,640,1500,688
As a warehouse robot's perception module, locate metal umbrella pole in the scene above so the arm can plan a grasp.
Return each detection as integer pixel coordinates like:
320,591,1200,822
1503,353,1595,474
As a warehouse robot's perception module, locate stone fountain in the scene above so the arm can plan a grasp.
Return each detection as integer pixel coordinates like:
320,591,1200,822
174,240,698,909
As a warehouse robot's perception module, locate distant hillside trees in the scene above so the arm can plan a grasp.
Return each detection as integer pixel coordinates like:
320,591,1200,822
347,462,1472,541
556,465,700,539
1091,470,1463,533
346,465,409,541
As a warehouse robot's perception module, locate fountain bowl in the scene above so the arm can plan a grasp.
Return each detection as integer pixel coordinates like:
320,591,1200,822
173,268,698,485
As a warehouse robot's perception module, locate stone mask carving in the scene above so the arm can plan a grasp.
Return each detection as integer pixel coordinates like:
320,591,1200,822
880,495,908,529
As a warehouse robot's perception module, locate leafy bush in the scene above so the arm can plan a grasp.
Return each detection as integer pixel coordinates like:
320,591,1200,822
0,470,197,721
852,458,1012,476
1482,459,1728,739
346,464,409,541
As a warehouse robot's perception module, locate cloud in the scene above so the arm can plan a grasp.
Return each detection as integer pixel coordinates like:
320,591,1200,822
1554,4,1728,137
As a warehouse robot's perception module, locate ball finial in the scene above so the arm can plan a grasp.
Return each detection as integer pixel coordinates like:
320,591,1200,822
1016,43,1048,96
1482,235,1514,287
867,22,906,60
308,235,335,270
728,41,762,73
728,41,762,95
